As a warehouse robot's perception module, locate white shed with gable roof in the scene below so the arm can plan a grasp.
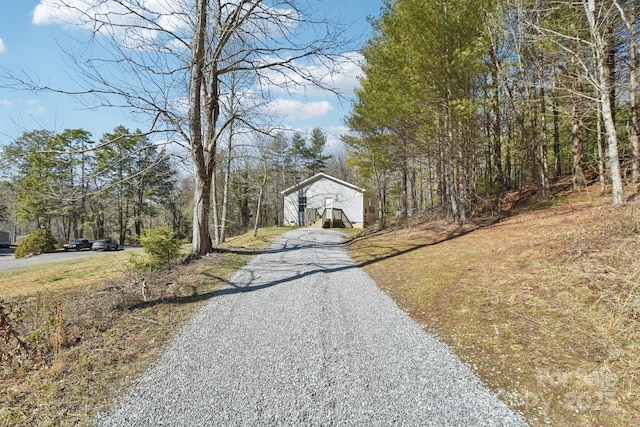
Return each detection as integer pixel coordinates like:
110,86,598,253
281,173,377,228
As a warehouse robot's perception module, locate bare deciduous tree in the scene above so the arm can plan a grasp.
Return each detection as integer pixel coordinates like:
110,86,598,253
584,0,624,205
3,0,349,255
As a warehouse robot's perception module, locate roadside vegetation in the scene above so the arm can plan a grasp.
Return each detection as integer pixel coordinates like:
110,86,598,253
0,227,289,427
347,180,640,426
13,228,57,259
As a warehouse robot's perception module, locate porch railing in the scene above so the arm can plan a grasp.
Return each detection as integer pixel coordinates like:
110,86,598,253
321,208,353,228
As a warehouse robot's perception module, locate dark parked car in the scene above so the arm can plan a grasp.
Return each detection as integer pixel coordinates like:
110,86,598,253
63,239,93,251
92,238,119,251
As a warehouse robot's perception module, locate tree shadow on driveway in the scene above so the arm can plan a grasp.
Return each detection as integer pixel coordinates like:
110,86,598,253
131,224,484,310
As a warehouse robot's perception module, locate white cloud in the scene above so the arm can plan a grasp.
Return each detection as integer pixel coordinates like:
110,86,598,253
32,0,103,26
262,52,364,98
22,99,46,115
32,0,192,48
324,125,350,152
0,38,6,53
31,1,296,51
0,98,43,112
270,99,333,121
27,106,47,116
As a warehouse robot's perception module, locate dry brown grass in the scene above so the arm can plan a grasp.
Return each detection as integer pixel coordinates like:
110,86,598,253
0,227,291,426
0,252,136,298
347,182,640,426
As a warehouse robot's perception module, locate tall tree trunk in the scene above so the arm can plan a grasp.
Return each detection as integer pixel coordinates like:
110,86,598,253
539,84,551,196
211,169,220,245
456,120,468,221
607,28,617,126
552,65,561,178
192,171,213,252
189,0,213,255
380,170,388,228
597,102,607,194
570,48,585,191
571,101,586,189
410,160,418,210
401,141,409,221
628,7,640,191
526,64,539,189
586,0,624,205
220,72,239,244
446,133,460,221
118,198,128,246
219,142,232,244
530,106,539,189
253,161,268,238
490,48,504,189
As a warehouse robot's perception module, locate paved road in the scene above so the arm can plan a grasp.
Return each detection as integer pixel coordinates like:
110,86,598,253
0,247,131,271
97,229,526,426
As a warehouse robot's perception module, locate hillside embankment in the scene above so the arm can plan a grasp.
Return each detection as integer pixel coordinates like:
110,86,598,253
347,180,639,426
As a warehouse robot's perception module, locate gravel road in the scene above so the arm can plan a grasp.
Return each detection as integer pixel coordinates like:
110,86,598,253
96,228,526,426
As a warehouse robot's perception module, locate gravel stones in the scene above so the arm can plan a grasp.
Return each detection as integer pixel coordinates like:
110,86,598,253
96,228,526,426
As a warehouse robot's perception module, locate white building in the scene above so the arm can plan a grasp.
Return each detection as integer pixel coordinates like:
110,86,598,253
282,173,378,228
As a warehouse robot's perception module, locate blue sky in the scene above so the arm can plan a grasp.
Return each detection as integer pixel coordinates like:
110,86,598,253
0,1,384,152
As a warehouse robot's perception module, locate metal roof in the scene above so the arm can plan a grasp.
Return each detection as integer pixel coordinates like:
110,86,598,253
280,172,367,196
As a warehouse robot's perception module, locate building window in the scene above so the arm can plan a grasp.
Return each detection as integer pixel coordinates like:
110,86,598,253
298,195,307,213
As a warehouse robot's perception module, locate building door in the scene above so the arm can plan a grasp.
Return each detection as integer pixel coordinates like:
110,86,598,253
324,197,333,226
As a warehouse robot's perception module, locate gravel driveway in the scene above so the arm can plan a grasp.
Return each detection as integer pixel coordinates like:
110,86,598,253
97,228,526,426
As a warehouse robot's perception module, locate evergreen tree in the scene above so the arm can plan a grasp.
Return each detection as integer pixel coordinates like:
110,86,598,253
94,126,176,244
3,129,93,238
306,128,331,176
288,132,307,181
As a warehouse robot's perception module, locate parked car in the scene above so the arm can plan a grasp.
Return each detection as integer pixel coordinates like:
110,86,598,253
0,241,10,249
63,239,93,251
92,238,119,251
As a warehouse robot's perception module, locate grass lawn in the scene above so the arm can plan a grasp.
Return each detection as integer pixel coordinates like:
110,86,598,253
0,227,293,427
0,251,136,298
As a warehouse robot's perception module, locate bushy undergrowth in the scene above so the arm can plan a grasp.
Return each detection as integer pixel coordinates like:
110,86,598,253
14,228,58,259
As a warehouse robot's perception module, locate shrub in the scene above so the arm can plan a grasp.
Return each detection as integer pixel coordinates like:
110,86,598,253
139,226,184,271
14,228,58,259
